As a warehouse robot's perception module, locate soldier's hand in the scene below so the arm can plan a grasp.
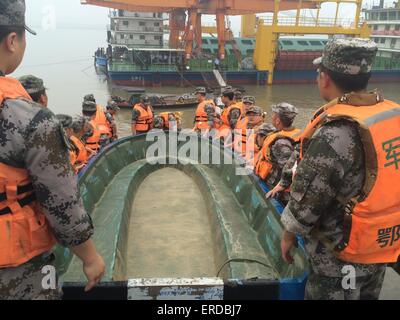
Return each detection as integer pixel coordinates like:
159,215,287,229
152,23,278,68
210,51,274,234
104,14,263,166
265,184,286,199
281,230,298,264
83,253,105,292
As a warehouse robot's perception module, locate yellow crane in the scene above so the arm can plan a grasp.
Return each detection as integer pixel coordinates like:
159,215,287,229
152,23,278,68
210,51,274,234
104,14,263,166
253,0,370,84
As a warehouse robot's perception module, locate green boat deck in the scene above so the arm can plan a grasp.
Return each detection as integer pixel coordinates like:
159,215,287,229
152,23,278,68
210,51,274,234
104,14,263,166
126,168,216,279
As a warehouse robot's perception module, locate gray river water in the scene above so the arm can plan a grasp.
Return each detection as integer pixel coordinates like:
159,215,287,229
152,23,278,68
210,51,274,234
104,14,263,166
12,28,400,136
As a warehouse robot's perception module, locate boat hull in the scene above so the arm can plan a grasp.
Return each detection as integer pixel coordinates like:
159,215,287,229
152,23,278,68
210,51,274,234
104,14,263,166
107,69,400,86
107,70,269,86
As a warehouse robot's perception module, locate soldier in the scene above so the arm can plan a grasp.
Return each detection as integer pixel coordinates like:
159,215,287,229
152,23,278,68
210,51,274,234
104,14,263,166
254,103,299,191
234,89,244,110
154,112,182,132
132,95,154,135
271,102,301,138
246,105,265,129
57,115,94,173
18,75,48,107
220,88,243,129
234,105,265,158
264,103,301,199
193,87,217,132
82,101,102,151
83,94,113,142
105,100,119,141
0,0,104,300
280,38,400,300
217,88,243,145
254,123,277,155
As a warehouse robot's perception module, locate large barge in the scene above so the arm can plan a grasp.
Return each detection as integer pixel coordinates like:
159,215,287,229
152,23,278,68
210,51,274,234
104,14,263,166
95,6,400,86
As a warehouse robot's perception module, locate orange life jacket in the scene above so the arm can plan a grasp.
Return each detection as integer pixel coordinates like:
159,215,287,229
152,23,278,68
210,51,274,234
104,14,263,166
300,97,400,264
86,119,101,151
133,104,154,132
69,149,77,166
0,77,56,268
94,105,112,138
70,136,88,165
254,128,301,180
194,100,217,130
159,112,182,130
217,103,243,140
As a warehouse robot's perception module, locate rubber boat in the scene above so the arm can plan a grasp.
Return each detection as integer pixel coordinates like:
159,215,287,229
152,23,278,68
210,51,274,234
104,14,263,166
55,132,309,300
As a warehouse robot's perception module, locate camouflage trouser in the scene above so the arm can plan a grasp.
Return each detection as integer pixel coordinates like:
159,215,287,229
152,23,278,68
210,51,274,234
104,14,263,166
0,252,62,300
305,265,387,300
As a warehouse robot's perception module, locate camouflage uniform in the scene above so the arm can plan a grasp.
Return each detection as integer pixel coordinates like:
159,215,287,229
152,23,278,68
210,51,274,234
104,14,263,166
0,0,93,300
278,148,299,189
281,38,387,300
264,138,294,188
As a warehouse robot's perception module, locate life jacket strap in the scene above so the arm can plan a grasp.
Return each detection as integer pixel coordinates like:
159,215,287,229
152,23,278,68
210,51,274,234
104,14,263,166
0,183,34,202
0,193,36,216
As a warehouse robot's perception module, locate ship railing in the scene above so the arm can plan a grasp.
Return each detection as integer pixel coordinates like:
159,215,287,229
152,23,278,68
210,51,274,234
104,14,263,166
108,61,179,72
260,15,360,29
373,55,400,70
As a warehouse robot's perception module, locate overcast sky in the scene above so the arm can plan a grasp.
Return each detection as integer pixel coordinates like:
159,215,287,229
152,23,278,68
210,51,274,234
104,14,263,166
25,0,385,33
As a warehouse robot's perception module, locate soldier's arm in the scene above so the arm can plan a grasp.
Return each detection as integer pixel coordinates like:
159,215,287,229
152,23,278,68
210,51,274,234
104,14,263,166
105,112,114,125
281,121,361,236
149,106,154,129
24,109,94,247
204,103,216,129
279,149,299,189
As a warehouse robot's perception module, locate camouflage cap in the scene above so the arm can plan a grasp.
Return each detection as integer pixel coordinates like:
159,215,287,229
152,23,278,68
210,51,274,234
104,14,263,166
71,115,87,133
140,94,150,104
106,100,120,111
313,38,378,75
234,90,243,100
243,96,256,105
222,88,234,96
246,105,263,115
272,102,298,120
83,94,96,103
194,87,206,94
256,123,276,136
0,0,36,35
18,75,46,94
56,114,73,129
82,101,97,112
